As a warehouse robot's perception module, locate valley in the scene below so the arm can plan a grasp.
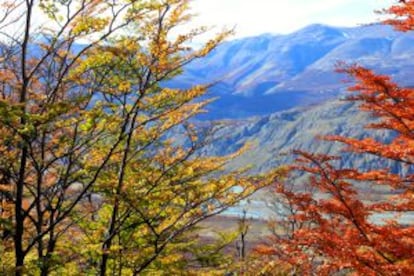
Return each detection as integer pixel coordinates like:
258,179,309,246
176,24,414,227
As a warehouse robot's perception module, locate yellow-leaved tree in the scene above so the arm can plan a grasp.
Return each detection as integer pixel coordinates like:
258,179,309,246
0,0,282,275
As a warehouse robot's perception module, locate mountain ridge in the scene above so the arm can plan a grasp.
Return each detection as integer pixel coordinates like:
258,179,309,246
169,24,414,119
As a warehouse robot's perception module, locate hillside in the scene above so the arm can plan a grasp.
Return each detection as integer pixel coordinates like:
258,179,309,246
169,24,414,119
203,100,399,174
202,99,413,218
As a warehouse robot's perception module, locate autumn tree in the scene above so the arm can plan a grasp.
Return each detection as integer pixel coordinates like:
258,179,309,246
257,1,414,275
0,0,281,274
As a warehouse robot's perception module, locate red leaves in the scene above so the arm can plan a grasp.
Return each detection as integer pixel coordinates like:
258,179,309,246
337,65,414,140
258,42,414,276
383,0,414,32
255,2,414,273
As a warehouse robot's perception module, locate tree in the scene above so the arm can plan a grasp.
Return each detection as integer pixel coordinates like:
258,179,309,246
0,0,282,274
257,1,414,275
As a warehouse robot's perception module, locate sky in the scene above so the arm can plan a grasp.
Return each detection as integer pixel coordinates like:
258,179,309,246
190,0,395,39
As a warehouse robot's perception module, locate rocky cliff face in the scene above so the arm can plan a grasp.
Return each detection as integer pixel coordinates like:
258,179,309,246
202,100,401,174
201,100,409,218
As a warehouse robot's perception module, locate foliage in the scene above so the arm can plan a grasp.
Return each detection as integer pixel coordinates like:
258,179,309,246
0,0,282,275
257,1,414,275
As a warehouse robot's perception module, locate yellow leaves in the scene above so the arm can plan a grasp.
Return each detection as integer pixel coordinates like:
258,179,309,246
17,123,36,139
80,117,95,132
195,29,234,58
165,0,191,29
70,51,115,81
118,81,131,93
159,252,183,265
72,16,109,36
0,0,268,273
185,166,194,176
0,251,15,276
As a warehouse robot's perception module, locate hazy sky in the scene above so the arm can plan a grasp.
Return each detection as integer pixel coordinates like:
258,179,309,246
191,0,394,38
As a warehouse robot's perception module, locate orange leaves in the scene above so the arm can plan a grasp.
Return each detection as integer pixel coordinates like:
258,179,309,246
337,65,414,140
260,59,414,274
383,0,414,31
276,147,414,274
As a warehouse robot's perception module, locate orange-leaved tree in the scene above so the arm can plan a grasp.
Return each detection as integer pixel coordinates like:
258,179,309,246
256,1,414,275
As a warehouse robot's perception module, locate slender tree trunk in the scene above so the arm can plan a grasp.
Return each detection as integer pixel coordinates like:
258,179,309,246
99,197,120,276
15,1,33,274
14,147,27,276
40,237,56,276
35,170,45,270
99,118,136,276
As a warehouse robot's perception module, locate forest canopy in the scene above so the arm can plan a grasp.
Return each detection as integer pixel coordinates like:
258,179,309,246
0,0,413,275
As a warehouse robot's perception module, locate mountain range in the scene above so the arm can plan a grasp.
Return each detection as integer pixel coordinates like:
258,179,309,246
206,100,412,219
169,24,414,119
169,23,414,215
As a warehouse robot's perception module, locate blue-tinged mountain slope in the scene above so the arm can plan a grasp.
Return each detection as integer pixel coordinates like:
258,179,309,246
168,24,414,119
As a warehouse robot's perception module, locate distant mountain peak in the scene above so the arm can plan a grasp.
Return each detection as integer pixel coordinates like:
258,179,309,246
293,23,345,37
168,24,414,120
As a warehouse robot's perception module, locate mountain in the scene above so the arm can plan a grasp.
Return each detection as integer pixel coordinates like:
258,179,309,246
169,24,414,119
198,99,413,218
168,24,414,219
203,100,405,175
